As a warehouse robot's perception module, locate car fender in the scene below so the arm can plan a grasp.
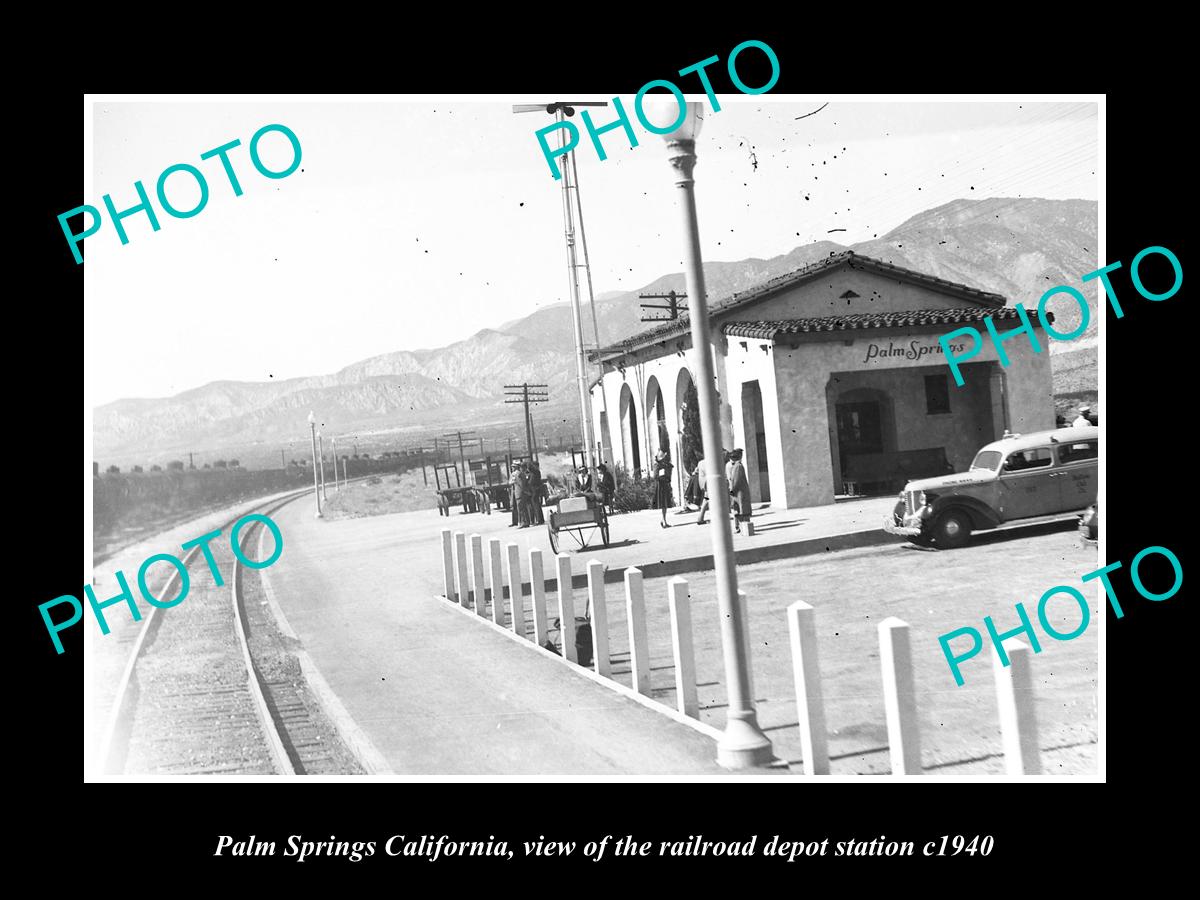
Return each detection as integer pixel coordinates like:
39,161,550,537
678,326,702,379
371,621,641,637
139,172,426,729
929,494,1001,530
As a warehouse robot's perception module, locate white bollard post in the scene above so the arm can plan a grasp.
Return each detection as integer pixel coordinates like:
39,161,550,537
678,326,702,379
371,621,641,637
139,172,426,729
587,560,610,677
470,534,487,618
993,640,1042,775
737,589,756,701
787,600,830,775
529,548,549,648
488,539,504,626
506,543,524,638
454,532,469,609
668,577,698,718
625,568,650,696
556,554,577,662
879,616,922,775
441,529,455,602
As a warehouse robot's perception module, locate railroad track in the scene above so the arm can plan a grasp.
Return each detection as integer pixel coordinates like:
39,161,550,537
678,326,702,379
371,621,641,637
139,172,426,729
94,488,366,776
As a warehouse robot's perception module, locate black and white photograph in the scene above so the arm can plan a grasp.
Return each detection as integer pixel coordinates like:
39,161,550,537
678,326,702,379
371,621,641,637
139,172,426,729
76,91,1111,783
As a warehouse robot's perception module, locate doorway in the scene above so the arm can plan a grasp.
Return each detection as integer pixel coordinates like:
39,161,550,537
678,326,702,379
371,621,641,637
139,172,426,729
835,399,883,487
741,381,771,502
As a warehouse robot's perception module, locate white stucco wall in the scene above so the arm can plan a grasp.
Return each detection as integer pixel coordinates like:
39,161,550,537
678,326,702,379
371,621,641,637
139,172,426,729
771,331,1055,507
591,260,1056,509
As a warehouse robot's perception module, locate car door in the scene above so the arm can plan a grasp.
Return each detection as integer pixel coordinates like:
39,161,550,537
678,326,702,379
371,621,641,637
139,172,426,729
997,446,1058,520
1052,438,1098,510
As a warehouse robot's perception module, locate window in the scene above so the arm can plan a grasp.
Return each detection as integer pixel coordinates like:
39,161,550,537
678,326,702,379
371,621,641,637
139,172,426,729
1003,447,1053,471
971,450,1003,472
1057,440,1098,464
925,374,950,414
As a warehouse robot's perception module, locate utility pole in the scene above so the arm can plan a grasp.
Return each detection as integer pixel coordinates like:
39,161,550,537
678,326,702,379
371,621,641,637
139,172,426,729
332,436,340,491
307,412,322,519
419,445,427,485
639,290,687,322
188,451,195,470
281,449,286,471
504,384,548,463
442,429,476,485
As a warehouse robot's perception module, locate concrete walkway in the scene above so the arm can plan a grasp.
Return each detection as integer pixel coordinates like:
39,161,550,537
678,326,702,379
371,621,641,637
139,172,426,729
434,496,901,588
267,497,727,775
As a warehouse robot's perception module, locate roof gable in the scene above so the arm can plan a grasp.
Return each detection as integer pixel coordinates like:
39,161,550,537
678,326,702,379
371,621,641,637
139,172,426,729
595,251,1008,362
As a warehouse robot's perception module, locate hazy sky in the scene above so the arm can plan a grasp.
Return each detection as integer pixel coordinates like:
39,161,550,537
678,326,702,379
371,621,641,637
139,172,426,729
86,98,1097,406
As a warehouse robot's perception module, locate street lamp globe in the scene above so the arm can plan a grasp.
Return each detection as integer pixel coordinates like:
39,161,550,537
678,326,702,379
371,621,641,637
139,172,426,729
644,98,705,143
307,411,315,425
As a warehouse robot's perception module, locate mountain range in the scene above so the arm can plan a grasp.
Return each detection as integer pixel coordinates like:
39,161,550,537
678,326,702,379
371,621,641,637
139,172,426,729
94,197,1099,466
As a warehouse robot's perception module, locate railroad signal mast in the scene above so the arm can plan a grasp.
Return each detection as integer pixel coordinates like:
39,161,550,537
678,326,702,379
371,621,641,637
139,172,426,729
504,383,549,463
513,101,610,469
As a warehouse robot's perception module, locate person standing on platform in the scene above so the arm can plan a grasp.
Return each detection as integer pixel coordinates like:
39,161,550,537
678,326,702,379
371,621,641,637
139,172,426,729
728,448,751,535
653,447,674,528
694,452,709,525
508,463,520,527
510,463,526,528
596,462,615,512
530,460,545,525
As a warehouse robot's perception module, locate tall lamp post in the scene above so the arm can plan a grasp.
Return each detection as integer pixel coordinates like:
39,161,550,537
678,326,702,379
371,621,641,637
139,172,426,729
308,412,322,519
317,430,328,503
332,436,340,491
654,100,773,768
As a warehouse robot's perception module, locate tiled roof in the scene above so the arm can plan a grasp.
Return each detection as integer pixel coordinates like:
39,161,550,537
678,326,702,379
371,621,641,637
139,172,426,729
723,307,1050,341
591,251,1008,362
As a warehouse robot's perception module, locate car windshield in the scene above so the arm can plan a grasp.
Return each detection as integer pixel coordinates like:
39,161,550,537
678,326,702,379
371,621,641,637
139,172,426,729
971,450,1003,472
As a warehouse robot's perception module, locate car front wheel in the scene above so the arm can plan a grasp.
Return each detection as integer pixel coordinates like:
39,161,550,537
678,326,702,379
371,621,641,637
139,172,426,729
933,508,972,549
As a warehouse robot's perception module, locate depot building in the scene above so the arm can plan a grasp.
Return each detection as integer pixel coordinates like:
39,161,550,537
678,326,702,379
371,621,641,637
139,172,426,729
589,251,1055,509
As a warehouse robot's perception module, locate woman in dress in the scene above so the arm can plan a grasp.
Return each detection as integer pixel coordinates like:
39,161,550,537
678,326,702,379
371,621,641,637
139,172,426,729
653,447,674,528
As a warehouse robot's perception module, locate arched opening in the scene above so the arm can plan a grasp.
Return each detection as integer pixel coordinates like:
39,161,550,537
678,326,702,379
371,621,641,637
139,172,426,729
619,382,641,476
675,367,699,474
645,375,667,464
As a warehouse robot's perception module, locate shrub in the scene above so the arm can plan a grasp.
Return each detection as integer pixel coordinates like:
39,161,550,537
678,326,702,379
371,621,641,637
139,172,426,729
611,467,660,512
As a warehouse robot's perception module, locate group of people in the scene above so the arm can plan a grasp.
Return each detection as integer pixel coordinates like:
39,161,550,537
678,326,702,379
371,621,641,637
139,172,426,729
678,448,752,533
508,460,545,528
646,446,751,534
571,461,616,510
508,446,752,534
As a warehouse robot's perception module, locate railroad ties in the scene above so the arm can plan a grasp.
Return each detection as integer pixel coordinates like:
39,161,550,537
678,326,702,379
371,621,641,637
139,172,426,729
108,495,364,776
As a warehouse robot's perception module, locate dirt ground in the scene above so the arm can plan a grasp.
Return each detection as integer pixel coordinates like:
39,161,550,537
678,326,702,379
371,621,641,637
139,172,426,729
584,524,1098,775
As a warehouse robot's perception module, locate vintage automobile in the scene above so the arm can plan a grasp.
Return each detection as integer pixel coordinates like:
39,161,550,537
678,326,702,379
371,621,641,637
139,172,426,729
884,426,1098,548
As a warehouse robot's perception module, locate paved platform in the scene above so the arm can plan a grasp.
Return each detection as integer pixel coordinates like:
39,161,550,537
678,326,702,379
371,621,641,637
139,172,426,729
436,496,902,590
266,497,733,775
